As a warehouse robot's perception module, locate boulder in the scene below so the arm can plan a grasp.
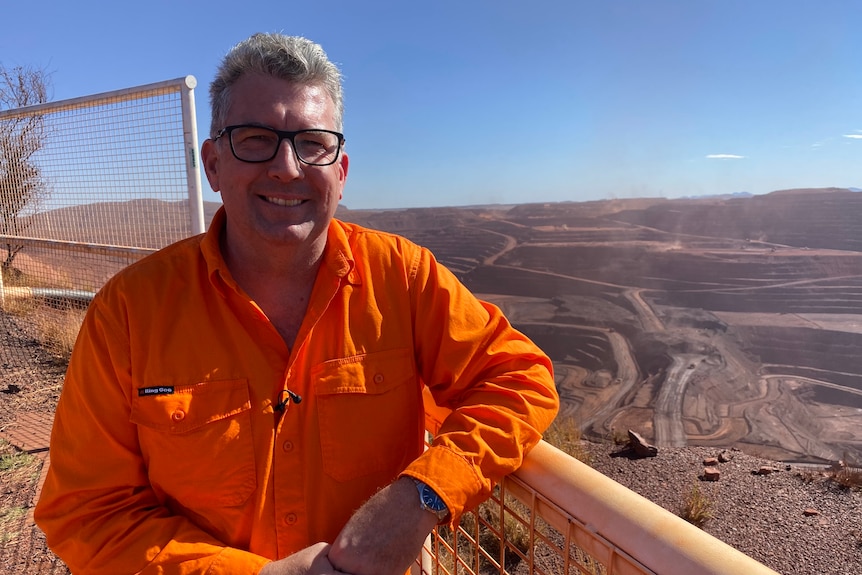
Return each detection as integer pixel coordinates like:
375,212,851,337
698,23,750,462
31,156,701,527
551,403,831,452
627,430,658,458
703,466,721,481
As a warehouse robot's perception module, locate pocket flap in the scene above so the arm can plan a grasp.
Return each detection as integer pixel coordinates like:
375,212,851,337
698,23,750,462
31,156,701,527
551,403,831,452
313,348,415,395
130,379,251,434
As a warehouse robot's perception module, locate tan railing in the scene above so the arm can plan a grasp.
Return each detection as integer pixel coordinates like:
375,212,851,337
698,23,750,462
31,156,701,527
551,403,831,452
417,392,779,575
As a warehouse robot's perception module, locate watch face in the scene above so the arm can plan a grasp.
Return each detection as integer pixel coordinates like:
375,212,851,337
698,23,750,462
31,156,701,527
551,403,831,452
420,483,447,511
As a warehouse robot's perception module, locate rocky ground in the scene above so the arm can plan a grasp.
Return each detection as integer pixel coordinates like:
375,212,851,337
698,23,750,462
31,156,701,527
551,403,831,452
580,440,862,575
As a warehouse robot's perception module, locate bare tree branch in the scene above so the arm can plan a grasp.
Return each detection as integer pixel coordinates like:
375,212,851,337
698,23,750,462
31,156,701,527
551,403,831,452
0,63,52,273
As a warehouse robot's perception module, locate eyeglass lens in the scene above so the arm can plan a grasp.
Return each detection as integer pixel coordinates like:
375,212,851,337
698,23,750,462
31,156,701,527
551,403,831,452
229,126,341,165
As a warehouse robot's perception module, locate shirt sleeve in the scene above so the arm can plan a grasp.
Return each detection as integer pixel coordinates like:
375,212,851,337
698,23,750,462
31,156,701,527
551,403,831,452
33,294,271,575
400,246,560,520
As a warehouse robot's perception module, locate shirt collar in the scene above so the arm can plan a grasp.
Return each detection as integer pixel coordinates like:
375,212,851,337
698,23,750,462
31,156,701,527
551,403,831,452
200,207,361,296
324,219,361,286
200,207,233,297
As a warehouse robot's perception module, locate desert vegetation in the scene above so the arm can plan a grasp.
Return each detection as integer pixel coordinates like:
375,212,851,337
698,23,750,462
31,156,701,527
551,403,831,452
680,482,714,527
0,440,40,546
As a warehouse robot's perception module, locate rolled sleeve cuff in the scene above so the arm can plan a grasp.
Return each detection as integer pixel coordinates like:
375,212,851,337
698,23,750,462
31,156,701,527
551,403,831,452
400,445,487,525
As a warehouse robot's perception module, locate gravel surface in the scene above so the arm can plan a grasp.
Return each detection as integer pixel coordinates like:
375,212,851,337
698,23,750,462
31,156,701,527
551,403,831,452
581,441,862,575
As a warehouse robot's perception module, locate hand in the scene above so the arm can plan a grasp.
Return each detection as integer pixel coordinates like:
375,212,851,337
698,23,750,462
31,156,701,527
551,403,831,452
329,477,439,575
259,542,350,575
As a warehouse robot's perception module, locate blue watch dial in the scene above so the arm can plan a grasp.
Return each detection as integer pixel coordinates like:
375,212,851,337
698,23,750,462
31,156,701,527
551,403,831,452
414,479,449,519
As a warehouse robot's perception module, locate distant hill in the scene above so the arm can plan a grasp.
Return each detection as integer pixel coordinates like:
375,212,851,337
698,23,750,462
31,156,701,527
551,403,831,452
679,191,753,200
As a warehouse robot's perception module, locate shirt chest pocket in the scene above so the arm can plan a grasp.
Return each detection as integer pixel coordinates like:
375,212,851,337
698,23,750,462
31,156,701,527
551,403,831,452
314,348,424,483
129,379,256,508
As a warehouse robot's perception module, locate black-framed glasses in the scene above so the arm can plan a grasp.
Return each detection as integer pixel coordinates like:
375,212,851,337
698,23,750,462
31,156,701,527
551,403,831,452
214,124,345,166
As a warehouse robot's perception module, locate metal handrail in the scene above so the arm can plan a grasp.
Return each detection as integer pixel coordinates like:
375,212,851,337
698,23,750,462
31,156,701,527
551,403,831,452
510,440,779,574
420,389,779,575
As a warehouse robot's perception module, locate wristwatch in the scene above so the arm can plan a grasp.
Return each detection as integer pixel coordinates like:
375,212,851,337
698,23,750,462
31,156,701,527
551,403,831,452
413,478,449,521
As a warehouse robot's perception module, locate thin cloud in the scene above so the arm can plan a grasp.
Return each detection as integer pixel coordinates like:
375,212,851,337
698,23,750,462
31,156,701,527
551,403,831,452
843,134,862,140
706,154,745,159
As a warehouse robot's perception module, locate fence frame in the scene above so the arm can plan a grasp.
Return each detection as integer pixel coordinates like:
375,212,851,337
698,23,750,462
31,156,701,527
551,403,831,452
0,75,205,236
0,76,204,308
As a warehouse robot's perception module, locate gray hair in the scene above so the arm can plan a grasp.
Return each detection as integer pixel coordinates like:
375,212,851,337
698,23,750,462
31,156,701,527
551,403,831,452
209,33,344,138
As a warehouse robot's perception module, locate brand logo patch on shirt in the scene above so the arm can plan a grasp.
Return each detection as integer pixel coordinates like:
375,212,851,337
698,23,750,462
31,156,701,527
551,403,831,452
138,386,175,396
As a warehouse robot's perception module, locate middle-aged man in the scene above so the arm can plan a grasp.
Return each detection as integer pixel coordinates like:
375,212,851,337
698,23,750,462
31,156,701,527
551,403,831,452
35,33,559,575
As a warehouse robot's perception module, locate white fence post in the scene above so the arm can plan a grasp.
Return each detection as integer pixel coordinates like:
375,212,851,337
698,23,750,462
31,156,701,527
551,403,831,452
180,75,205,235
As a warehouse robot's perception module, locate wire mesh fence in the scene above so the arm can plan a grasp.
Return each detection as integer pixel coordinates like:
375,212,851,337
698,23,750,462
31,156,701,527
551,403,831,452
417,404,655,575
0,76,203,378
416,477,632,575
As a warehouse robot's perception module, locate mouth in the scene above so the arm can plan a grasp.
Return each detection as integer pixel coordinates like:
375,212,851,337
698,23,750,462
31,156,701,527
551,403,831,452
263,195,305,207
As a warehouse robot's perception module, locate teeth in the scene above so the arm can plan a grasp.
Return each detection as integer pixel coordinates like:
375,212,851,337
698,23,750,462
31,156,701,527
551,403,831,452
265,196,303,207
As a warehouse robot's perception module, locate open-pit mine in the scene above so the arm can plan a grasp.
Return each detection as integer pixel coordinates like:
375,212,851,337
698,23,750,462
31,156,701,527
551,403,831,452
340,187,862,465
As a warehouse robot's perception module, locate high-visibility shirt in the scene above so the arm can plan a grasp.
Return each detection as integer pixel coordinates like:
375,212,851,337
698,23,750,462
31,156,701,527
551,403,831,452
35,207,559,574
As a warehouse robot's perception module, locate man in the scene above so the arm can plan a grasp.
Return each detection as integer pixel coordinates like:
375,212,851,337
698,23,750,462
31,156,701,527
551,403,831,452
35,33,558,575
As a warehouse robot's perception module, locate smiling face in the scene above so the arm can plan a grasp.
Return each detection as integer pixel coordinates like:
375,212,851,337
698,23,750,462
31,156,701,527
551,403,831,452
202,73,349,264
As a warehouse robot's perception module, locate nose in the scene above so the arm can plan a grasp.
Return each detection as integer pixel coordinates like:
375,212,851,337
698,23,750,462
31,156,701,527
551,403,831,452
267,138,304,181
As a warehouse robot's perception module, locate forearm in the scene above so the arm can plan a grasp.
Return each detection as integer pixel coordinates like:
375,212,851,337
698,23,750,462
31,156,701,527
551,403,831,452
258,543,347,575
329,477,438,575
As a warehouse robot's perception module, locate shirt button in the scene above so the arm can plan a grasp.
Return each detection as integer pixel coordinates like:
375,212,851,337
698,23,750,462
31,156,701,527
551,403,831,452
282,440,294,452
171,409,185,422
284,513,297,525
373,373,384,384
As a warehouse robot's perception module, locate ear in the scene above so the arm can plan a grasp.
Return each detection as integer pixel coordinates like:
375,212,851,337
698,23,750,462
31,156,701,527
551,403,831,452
201,138,221,192
336,151,349,200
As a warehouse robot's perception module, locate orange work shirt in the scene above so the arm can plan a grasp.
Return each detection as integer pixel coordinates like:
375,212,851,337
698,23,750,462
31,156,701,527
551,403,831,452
35,208,559,574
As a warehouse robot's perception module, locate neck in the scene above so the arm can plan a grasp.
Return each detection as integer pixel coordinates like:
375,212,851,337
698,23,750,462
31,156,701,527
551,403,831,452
220,232,326,349
221,227,326,284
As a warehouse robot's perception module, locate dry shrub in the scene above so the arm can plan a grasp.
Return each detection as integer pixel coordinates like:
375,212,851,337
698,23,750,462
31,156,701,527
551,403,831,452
825,456,862,491
0,440,41,546
31,305,86,361
3,293,85,362
0,506,28,546
830,467,862,490
544,416,592,466
680,483,713,528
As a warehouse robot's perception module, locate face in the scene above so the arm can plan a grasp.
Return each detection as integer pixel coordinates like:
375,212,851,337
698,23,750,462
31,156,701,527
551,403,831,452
201,73,349,259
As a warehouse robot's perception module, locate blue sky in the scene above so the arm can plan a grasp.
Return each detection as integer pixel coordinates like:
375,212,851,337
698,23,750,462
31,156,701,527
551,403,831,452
2,0,860,209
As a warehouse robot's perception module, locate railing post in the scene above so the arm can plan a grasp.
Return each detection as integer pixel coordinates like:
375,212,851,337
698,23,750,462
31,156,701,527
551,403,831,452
180,75,206,235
